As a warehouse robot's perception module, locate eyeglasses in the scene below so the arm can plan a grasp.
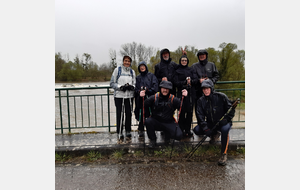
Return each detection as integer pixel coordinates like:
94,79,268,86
181,60,187,62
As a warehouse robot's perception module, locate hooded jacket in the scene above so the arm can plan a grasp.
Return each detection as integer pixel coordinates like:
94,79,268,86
174,55,198,99
135,61,158,97
196,79,235,131
191,49,219,90
154,49,179,87
110,57,136,98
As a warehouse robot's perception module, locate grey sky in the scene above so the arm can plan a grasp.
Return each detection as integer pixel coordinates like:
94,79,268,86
55,0,245,65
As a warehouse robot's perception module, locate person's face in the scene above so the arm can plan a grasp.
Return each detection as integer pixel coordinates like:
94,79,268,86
162,52,169,61
202,87,211,96
123,58,131,67
181,58,188,66
161,87,170,96
199,54,206,61
139,65,146,72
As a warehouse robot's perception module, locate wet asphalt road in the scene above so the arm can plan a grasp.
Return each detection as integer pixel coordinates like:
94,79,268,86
55,158,245,190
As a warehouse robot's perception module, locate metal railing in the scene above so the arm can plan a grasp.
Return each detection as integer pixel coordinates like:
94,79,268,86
55,81,245,134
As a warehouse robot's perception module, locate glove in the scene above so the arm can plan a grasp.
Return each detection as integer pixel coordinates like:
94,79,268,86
204,128,212,137
120,85,126,92
219,118,228,127
127,85,134,91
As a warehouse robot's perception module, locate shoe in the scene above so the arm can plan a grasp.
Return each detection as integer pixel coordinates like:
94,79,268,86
148,140,156,148
126,132,132,138
218,153,227,166
209,131,221,144
119,134,124,139
138,131,144,137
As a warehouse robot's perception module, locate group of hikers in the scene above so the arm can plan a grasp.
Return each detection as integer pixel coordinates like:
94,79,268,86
110,48,236,166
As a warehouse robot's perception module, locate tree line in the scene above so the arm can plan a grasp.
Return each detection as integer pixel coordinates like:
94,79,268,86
55,42,245,83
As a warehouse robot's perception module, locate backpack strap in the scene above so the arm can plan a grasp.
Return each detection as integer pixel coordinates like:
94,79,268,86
154,92,160,107
130,68,133,78
169,94,174,104
116,66,122,83
116,66,133,83
154,93,174,107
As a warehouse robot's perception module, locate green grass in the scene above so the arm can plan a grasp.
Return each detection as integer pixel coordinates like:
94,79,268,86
111,150,124,159
133,150,143,157
236,147,245,155
55,153,71,162
87,150,102,161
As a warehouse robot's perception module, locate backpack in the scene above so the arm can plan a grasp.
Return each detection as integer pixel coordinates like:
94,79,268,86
116,66,133,83
154,92,174,107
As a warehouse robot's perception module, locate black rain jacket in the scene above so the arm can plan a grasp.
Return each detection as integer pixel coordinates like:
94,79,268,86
191,49,219,96
144,93,182,123
196,80,235,131
134,62,158,120
154,49,179,94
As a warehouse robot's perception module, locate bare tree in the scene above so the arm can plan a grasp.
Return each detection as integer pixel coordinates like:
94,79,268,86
109,48,117,72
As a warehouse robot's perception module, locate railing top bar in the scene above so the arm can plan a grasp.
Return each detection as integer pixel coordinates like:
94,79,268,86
55,81,245,90
55,86,111,91
216,81,245,84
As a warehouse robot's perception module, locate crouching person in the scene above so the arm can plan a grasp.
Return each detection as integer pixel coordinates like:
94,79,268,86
143,81,188,148
195,79,235,166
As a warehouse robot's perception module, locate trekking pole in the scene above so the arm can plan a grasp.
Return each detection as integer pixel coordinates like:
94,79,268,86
170,95,184,159
129,91,134,138
118,97,125,142
143,96,146,156
186,98,240,159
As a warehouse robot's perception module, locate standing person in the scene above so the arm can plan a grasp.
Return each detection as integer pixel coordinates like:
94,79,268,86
174,55,198,137
191,49,219,105
134,61,158,137
194,79,235,166
142,81,188,148
110,55,136,139
154,48,179,95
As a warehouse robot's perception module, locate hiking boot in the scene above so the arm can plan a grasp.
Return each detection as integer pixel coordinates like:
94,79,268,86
218,153,227,166
126,132,132,138
209,131,221,144
138,131,144,137
148,140,156,148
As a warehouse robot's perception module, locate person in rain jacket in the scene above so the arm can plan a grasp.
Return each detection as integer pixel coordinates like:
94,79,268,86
194,79,235,166
174,55,198,137
191,49,219,115
154,48,179,95
134,61,158,137
142,81,188,148
110,55,136,139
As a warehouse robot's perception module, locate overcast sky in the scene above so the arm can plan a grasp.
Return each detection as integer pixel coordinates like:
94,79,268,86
55,0,245,65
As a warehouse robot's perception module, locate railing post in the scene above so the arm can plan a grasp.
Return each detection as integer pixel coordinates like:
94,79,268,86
59,90,63,134
66,90,71,133
107,88,111,132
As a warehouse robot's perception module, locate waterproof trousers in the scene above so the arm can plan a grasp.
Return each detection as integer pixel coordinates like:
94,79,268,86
145,117,183,141
114,97,133,134
193,123,232,154
134,96,151,132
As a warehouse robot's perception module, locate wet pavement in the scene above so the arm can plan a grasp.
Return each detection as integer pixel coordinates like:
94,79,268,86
55,159,245,190
55,128,245,189
55,128,245,152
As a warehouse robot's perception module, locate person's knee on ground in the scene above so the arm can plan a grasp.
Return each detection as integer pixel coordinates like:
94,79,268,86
193,125,205,135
